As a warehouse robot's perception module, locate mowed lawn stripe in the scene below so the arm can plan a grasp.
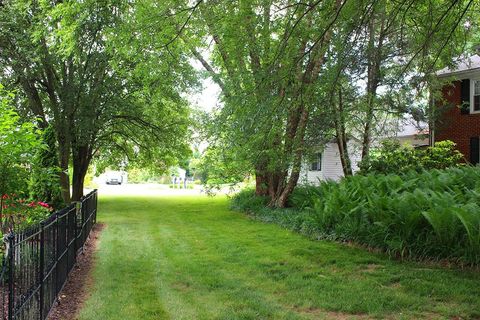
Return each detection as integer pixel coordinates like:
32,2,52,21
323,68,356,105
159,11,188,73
78,195,480,320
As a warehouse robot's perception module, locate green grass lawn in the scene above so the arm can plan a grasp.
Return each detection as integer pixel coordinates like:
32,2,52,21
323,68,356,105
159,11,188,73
78,195,480,320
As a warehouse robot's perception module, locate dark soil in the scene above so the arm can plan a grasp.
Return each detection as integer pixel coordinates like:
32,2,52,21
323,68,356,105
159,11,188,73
47,223,105,320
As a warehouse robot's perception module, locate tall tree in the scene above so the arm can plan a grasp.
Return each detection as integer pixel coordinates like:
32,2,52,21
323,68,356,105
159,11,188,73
165,0,352,207
317,0,477,174
0,0,193,201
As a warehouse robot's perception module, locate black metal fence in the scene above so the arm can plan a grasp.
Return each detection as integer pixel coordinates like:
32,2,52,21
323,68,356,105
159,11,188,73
0,190,98,320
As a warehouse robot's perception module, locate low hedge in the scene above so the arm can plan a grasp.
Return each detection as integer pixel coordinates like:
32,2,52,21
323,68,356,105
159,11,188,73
232,166,480,266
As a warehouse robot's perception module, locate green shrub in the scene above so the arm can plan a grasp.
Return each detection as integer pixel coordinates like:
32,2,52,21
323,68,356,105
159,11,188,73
231,187,268,213
0,85,42,199
359,140,420,174
359,140,463,175
419,140,464,169
29,125,64,210
234,166,480,265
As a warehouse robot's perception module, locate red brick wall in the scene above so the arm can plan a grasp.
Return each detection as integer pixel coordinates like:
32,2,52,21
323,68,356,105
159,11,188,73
435,80,480,162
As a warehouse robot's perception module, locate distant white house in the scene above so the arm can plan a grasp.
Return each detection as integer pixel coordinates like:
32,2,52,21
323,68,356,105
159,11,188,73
299,120,429,184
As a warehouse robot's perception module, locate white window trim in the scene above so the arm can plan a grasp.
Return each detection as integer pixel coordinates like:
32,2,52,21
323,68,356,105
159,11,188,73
470,79,480,114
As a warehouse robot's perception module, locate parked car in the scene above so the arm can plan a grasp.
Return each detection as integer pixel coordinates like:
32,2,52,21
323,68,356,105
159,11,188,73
105,172,123,185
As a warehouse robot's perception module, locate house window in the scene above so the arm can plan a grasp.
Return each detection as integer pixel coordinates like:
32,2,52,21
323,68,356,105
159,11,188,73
471,137,480,165
310,153,322,171
472,80,480,112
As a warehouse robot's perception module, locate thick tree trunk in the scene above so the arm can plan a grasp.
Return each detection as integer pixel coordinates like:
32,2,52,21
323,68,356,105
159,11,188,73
255,172,269,196
267,172,282,199
270,106,309,208
335,90,353,176
71,145,91,201
272,144,304,208
272,171,299,208
71,168,87,202
255,165,285,201
336,133,353,176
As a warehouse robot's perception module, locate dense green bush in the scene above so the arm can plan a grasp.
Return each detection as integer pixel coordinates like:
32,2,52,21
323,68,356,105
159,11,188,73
0,86,59,235
420,140,464,169
233,166,480,265
231,187,268,212
359,140,463,175
0,85,41,198
29,126,64,210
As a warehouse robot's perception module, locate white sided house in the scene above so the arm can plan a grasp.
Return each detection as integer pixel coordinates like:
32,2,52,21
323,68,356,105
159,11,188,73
299,122,429,185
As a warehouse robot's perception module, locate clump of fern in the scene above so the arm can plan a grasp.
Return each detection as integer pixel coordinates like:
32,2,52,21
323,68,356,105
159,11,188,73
252,166,480,265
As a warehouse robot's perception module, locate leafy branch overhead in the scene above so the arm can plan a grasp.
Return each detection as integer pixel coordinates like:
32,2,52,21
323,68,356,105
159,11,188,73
0,0,478,207
0,0,193,201
147,0,477,207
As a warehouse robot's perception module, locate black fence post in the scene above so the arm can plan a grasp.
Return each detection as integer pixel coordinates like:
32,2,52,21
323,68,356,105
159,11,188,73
55,212,59,297
39,222,45,320
74,202,81,254
94,190,98,224
82,198,87,248
8,234,15,320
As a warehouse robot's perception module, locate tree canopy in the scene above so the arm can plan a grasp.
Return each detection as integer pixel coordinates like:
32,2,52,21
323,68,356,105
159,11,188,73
157,0,478,206
0,0,478,206
0,0,193,201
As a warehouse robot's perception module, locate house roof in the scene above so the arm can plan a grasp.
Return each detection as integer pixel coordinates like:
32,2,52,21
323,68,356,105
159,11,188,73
397,122,428,137
345,116,429,145
437,54,480,77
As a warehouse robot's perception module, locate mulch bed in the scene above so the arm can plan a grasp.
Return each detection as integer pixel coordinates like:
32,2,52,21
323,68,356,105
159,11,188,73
47,223,105,320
